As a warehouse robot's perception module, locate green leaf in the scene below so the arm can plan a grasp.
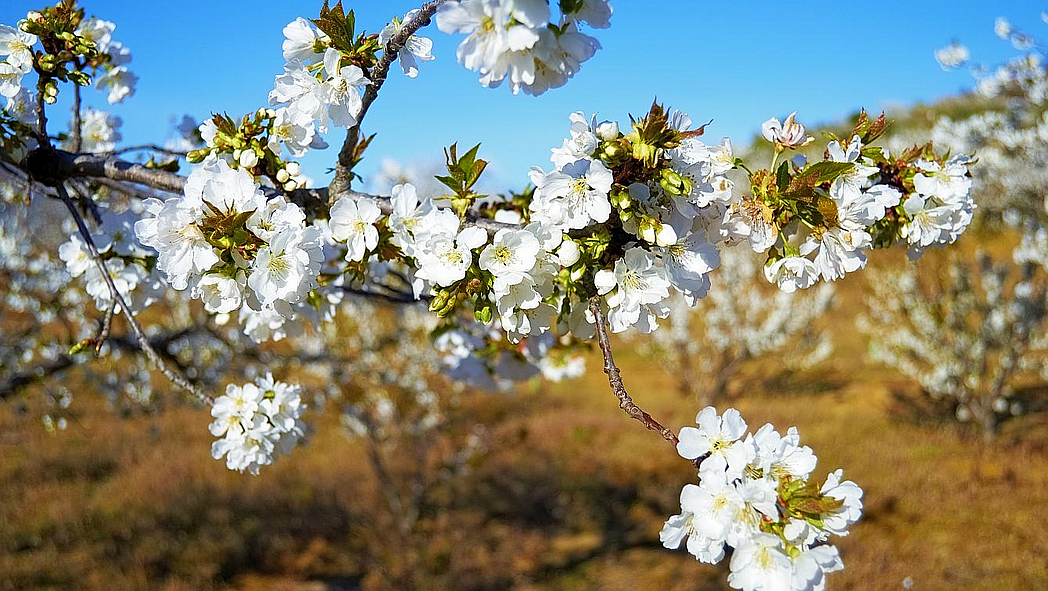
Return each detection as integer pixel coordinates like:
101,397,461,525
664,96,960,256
775,160,790,191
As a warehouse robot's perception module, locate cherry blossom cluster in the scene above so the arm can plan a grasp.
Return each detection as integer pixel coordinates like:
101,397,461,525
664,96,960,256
858,250,1047,436
662,407,862,591
209,373,307,474
134,157,327,340
436,0,612,95
58,218,160,313
62,106,121,152
0,5,134,162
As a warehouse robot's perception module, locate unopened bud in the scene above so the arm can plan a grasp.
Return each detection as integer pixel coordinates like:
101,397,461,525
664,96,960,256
285,162,301,176
557,239,580,267
596,120,619,141
639,221,656,244
238,149,259,169
284,180,299,191
276,169,290,183
655,223,677,247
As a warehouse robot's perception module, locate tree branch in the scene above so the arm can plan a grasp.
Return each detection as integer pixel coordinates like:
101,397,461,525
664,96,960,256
23,148,516,234
588,297,680,447
329,0,449,197
55,183,212,405
0,327,196,400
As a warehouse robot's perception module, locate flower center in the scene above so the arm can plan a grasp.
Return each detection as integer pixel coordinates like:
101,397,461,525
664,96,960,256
493,245,513,264
621,269,646,291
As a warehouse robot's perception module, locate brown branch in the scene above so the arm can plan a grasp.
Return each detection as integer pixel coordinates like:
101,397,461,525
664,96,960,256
56,183,212,405
329,0,449,198
588,297,680,446
104,144,187,158
22,148,517,233
94,300,116,354
72,84,83,152
0,327,196,400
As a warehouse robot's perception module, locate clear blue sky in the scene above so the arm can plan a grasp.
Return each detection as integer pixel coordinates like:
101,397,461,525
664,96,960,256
3,0,1045,189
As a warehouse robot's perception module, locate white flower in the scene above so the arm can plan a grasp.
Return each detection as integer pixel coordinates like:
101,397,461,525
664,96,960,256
593,247,671,333
282,17,327,65
994,17,1013,40
96,65,137,104
58,235,94,278
791,546,843,591
321,48,369,128
415,226,488,287
68,108,122,153
913,157,972,204
209,375,306,475
661,230,720,302
82,258,142,311
267,107,316,158
677,406,748,474
4,87,35,125
75,17,115,54
329,197,382,262
563,0,613,29
531,158,613,230
480,228,540,288
727,533,794,591
764,256,819,293
761,112,813,149
387,183,438,257
248,225,323,307
820,470,864,537
270,60,328,129
436,0,586,94
0,24,37,73
935,42,970,70
380,10,436,78
193,273,244,314
660,483,731,564
725,198,778,253
550,111,599,169
556,238,580,266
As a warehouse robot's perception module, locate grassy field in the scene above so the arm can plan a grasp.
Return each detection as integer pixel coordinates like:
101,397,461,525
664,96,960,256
3,240,1048,591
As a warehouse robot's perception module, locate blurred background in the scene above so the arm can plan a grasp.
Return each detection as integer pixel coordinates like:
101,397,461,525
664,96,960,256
2,1,1048,590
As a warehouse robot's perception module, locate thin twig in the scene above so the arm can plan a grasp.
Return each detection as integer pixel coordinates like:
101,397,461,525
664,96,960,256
104,144,187,158
329,0,449,197
94,300,116,354
588,297,680,446
55,183,212,404
72,84,83,153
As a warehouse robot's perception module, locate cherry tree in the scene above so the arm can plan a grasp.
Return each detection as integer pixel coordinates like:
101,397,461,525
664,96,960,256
858,13,1048,440
0,1,979,588
639,245,834,405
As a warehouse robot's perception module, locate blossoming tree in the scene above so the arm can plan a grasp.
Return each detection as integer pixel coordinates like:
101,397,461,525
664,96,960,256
0,1,980,588
858,14,1048,439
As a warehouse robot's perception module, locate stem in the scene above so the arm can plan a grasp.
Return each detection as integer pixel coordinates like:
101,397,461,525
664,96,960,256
72,84,83,153
588,297,680,446
329,0,449,199
56,183,212,405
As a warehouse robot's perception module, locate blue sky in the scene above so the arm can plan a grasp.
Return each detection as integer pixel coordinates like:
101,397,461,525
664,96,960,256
3,0,1046,189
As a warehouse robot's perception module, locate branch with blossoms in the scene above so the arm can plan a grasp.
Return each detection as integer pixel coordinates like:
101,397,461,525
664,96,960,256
0,0,980,589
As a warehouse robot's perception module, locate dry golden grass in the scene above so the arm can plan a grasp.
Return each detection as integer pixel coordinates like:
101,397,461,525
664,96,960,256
2,233,1047,590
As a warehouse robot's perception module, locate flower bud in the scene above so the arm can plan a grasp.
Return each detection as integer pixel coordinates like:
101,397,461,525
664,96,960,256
276,169,290,183
557,239,580,267
285,162,301,176
655,223,677,247
238,149,259,169
284,180,299,191
639,221,656,244
596,120,619,141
